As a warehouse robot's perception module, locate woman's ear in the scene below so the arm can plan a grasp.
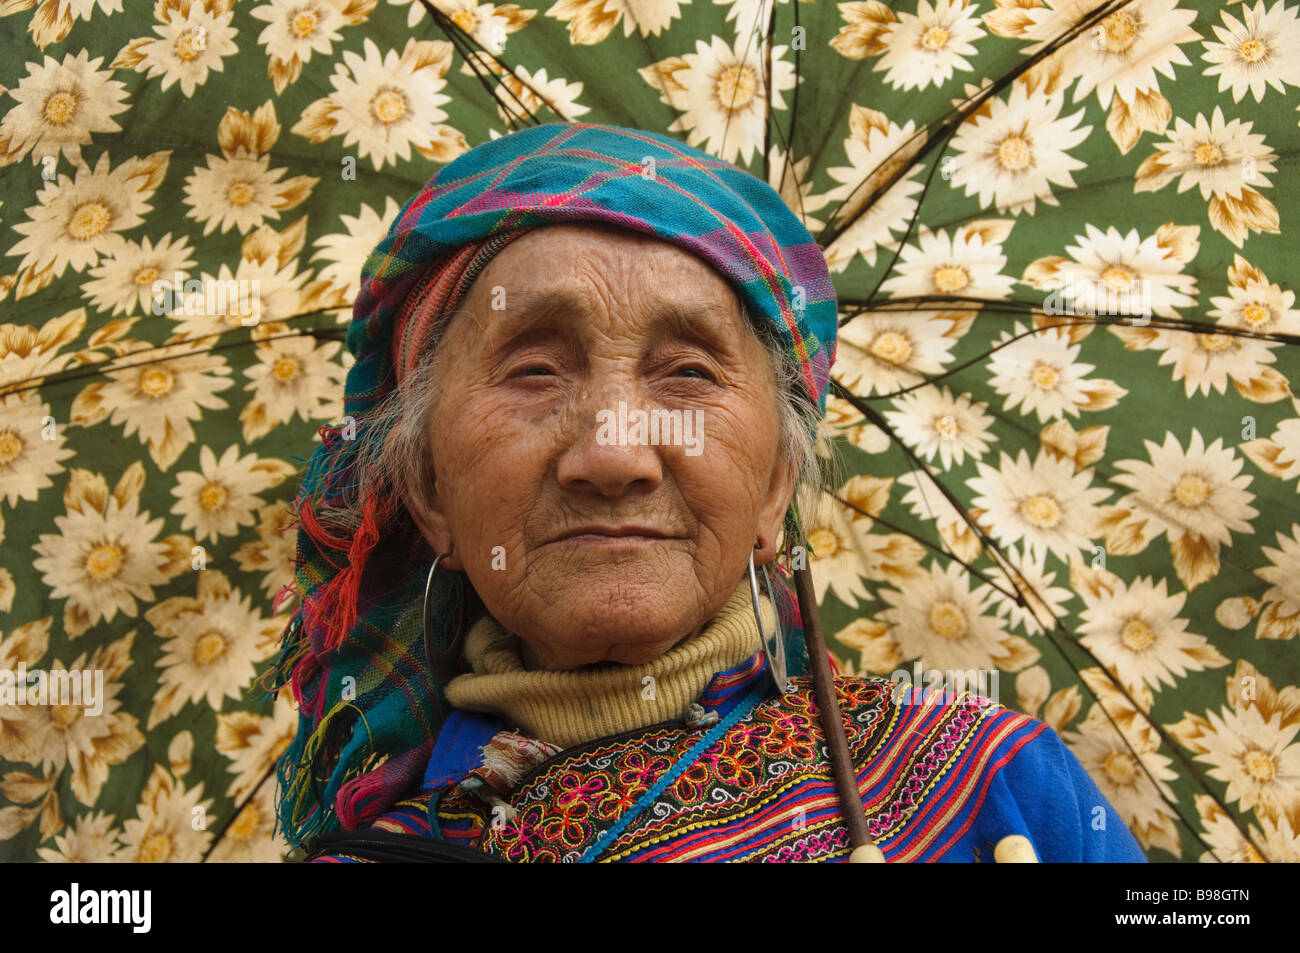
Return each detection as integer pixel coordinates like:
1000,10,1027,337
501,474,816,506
383,426,464,570
755,453,798,567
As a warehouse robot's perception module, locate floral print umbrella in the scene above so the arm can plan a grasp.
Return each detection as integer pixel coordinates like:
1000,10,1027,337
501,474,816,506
0,0,1296,863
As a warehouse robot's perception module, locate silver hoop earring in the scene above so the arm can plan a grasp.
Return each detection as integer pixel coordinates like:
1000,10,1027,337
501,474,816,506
748,550,789,694
423,552,465,682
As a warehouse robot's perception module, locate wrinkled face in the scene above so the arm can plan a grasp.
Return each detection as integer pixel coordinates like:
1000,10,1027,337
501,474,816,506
405,223,796,669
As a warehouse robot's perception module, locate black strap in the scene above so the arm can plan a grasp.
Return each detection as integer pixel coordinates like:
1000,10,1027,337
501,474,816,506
299,827,507,863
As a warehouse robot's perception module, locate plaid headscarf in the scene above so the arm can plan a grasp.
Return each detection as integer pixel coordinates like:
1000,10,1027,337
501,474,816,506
272,122,839,846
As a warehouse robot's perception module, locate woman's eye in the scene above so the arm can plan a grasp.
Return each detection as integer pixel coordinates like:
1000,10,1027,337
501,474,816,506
515,364,555,377
674,365,712,380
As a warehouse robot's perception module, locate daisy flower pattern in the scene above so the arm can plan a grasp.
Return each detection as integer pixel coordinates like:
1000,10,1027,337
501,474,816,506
985,547,1073,637
145,571,284,729
251,0,374,93
433,0,535,51
36,811,124,863
0,392,76,508
987,0,1200,152
1216,521,1300,642
1077,574,1228,704
1201,1,1300,103
819,393,892,457
69,340,235,472
1151,325,1284,401
1106,429,1258,590
0,50,129,169
292,37,466,169
31,464,174,638
879,222,1018,310
1212,255,1300,338
1066,0,1196,108
1169,672,1300,825
877,560,1039,675
766,143,835,236
872,0,984,91
215,692,298,803
802,493,879,608
802,486,924,608
6,151,170,290
1194,794,1298,863
81,233,196,318
883,385,995,470
310,196,401,303
1124,255,1299,402
235,500,299,602
0,0,125,50
0,0,1293,867
967,448,1112,564
547,0,686,44
111,0,240,98
1063,702,1182,856
166,254,311,339
5,632,145,806
896,468,983,566
823,106,926,271
206,782,289,862
240,334,347,442
835,312,961,396
988,321,1127,423
459,54,591,125
1027,222,1200,322
947,82,1091,215
1135,107,1279,247
118,765,213,862
639,33,795,167
169,444,295,543
184,101,318,237
1242,412,1300,492
0,308,87,392
1250,525,1300,641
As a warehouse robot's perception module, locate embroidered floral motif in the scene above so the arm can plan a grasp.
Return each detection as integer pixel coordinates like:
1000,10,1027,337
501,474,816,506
452,676,1008,862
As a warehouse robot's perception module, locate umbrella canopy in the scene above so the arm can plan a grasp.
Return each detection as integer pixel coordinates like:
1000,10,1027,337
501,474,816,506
0,0,1296,862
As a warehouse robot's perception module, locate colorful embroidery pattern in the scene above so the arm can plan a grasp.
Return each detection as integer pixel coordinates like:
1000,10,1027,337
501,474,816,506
427,676,1024,863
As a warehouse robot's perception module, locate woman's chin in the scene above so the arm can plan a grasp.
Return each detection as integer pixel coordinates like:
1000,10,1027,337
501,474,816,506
514,578,705,668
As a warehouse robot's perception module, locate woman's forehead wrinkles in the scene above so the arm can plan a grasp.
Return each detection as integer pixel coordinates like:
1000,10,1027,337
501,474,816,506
481,286,742,350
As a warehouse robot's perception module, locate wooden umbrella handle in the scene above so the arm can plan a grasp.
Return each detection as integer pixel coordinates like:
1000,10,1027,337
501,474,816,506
792,564,875,851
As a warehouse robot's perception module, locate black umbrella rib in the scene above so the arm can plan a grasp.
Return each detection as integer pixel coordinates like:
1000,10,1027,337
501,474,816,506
419,0,537,129
832,144,1300,248
716,0,771,174
830,385,1269,861
829,379,1022,576
1028,592,1262,862
829,312,1300,404
819,0,1135,238
764,0,816,229
412,0,553,130
830,489,1022,601
199,752,281,863
818,0,1135,267
839,298,1300,350
0,320,348,397
848,295,1300,342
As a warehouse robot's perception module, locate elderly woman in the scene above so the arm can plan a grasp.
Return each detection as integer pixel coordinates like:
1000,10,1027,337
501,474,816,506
272,122,1145,863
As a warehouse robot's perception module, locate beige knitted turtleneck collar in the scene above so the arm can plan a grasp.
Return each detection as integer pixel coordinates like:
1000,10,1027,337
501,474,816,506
443,577,770,749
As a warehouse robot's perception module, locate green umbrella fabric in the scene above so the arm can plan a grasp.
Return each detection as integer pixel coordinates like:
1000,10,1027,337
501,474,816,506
0,0,1296,862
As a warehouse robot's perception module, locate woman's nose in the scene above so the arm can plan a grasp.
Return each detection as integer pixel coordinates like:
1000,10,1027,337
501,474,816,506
555,384,665,497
